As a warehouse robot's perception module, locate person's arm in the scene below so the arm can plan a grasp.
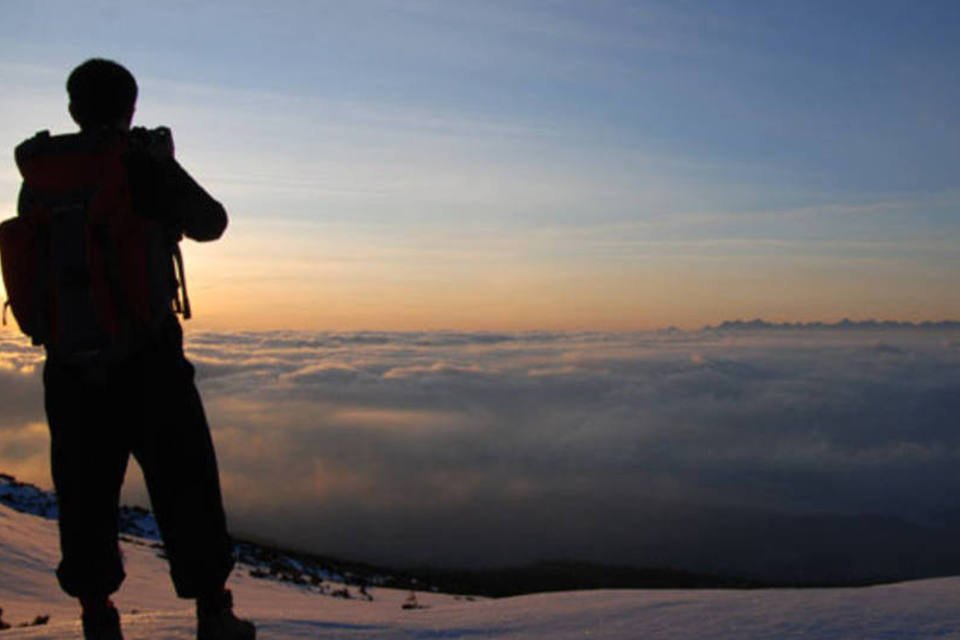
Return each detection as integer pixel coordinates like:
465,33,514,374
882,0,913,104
161,159,228,242
126,133,227,242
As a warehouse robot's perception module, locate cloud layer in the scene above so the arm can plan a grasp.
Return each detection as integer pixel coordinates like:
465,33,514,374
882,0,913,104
2,327,959,582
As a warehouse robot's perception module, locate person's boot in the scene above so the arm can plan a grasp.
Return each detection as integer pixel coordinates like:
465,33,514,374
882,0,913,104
196,589,255,640
80,598,123,640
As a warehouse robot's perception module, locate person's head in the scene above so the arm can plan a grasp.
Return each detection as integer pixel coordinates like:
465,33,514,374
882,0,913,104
67,58,138,131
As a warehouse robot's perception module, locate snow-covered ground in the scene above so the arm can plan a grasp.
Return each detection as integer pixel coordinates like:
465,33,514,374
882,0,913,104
1,503,959,639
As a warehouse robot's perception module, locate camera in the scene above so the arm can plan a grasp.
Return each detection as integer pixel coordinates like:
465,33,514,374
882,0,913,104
129,126,175,159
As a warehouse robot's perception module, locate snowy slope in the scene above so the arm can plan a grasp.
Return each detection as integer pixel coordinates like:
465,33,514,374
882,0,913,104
0,474,429,595
2,504,959,639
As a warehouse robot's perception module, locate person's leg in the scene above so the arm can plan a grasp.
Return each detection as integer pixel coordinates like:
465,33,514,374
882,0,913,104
128,323,253,638
43,359,130,600
128,327,235,599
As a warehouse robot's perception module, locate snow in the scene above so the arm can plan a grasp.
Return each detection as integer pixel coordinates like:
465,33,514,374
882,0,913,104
1,503,959,639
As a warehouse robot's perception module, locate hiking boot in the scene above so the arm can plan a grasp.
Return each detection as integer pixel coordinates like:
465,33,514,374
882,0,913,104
196,589,255,640
81,602,123,640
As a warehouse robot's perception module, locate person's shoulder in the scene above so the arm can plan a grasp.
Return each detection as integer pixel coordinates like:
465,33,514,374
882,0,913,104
15,130,52,164
15,130,100,166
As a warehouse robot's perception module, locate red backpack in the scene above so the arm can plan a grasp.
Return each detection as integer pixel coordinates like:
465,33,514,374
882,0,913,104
1,129,190,360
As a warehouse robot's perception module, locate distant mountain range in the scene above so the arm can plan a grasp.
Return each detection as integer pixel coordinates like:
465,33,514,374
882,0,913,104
703,319,960,331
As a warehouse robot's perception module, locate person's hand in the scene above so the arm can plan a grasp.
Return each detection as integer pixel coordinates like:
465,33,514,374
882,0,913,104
129,126,175,160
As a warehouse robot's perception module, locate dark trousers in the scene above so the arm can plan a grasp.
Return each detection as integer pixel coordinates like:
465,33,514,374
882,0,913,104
43,322,235,599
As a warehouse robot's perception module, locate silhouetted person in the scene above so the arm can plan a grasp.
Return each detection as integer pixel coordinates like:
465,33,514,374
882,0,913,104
13,59,254,640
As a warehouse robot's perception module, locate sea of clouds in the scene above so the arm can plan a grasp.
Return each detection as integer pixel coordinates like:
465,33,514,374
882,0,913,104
2,327,959,583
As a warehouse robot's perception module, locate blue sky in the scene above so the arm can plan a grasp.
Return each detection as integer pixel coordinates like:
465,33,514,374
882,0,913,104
1,1,958,329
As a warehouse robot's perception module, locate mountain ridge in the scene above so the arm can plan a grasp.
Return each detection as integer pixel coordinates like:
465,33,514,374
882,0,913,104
702,318,960,331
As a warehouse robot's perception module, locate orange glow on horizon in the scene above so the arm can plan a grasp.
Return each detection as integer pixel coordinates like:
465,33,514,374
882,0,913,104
2,219,958,335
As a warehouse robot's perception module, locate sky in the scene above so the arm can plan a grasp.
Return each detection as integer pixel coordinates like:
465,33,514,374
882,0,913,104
1,0,959,331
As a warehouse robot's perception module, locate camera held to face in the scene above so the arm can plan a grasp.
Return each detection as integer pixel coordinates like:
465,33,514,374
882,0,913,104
129,126,174,159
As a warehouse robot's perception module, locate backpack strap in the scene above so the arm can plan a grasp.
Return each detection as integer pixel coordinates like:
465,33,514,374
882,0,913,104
172,243,192,320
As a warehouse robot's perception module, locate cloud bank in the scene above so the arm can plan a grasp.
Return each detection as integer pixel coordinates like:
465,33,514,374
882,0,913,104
2,327,959,582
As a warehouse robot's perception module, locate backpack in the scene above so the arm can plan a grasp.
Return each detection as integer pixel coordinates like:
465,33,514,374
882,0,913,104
0,128,191,361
